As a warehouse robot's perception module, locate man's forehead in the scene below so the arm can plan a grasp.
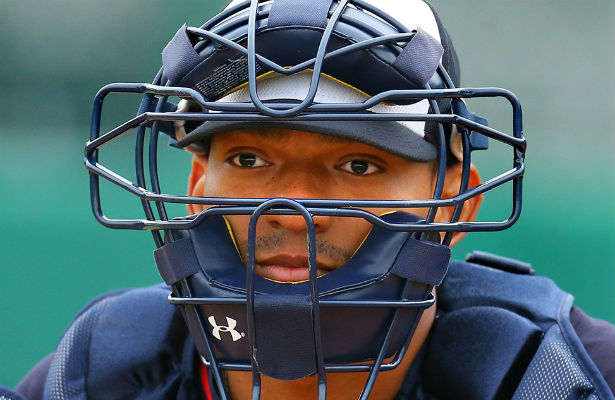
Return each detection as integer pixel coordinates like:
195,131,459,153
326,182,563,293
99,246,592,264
215,128,357,145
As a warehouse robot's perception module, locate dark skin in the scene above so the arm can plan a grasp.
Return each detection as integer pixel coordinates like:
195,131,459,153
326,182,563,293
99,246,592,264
187,129,482,400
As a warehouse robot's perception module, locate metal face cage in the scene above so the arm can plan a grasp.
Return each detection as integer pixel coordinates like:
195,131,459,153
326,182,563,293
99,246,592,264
85,1,526,398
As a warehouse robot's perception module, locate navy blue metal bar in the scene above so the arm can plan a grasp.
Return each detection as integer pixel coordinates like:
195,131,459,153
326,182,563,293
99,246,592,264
358,279,412,400
138,70,166,246
84,172,523,231
87,29,524,237
422,81,447,240
148,87,173,243
84,158,521,209
168,293,435,308
199,358,407,373
187,26,415,77
85,74,525,234
176,280,230,399
88,204,522,232
136,123,164,247
195,0,410,60
87,110,524,152
246,0,349,118
438,66,471,245
93,83,522,125
245,198,327,400
245,204,261,399
443,130,471,246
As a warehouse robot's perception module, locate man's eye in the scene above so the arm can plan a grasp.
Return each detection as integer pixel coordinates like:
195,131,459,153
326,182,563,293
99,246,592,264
229,153,269,168
339,160,381,175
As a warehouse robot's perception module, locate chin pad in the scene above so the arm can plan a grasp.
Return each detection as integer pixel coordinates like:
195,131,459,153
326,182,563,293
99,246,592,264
154,211,450,379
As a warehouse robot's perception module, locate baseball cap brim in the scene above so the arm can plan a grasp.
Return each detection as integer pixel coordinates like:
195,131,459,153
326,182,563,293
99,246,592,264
176,71,438,162
178,119,437,162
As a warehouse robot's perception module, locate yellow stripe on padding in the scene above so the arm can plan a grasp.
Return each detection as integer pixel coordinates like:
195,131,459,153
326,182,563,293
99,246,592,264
222,215,309,284
221,210,403,284
218,68,375,103
222,216,243,262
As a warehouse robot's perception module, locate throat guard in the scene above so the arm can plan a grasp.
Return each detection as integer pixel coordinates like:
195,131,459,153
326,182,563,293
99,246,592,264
155,212,449,380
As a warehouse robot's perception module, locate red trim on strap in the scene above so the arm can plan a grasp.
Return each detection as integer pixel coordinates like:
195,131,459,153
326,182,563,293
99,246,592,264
200,362,214,400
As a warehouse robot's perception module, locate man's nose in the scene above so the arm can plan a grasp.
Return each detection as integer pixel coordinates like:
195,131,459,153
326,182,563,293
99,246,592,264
264,166,333,233
266,213,333,234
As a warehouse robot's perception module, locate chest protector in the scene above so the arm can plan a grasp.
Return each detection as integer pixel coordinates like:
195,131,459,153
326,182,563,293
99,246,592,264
42,255,613,400
413,254,613,400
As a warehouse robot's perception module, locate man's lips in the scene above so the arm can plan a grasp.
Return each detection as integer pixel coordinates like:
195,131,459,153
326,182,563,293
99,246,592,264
255,254,333,282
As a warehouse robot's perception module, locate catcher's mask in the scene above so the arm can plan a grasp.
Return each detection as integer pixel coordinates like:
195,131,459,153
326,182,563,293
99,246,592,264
86,0,526,398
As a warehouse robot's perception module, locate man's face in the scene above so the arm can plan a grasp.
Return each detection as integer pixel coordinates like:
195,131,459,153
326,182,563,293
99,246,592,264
188,129,476,283
186,128,481,399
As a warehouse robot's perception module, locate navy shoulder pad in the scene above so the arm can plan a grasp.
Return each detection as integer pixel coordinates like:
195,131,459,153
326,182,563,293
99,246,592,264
422,257,570,399
0,386,26,400
44,285,198,400
465,250,535,275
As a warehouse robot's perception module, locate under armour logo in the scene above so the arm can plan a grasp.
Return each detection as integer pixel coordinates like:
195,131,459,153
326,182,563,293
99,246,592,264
208,316,245,342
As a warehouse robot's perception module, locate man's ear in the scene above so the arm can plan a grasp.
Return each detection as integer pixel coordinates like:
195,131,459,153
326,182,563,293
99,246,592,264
435,162,483,246
187,154,208,215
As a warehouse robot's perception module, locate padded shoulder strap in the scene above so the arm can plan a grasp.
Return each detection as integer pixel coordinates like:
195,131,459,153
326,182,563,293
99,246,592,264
422,259,566,399
438,259,565,329
43,285,199,400
513,323,614,400
43,291,114,400
421,258,612,400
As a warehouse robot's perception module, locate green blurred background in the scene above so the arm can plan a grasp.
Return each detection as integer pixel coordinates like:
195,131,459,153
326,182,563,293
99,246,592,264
1,0,613,388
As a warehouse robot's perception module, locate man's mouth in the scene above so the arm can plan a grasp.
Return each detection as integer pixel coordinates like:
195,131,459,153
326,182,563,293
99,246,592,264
255,254,333,282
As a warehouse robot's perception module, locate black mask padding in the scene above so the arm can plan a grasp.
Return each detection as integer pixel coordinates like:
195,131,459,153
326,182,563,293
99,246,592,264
177,4,445,104
168,212,450,380
253,294,316,380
